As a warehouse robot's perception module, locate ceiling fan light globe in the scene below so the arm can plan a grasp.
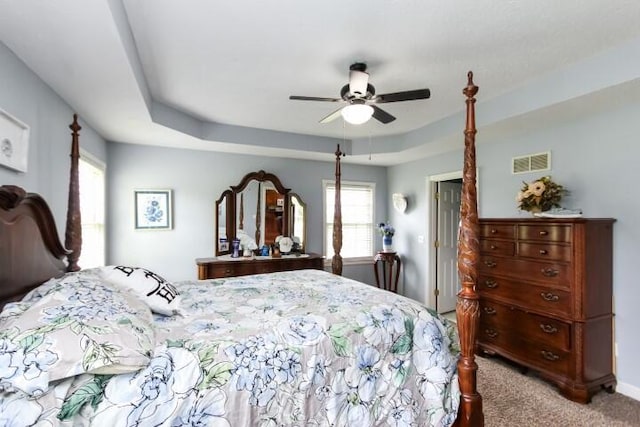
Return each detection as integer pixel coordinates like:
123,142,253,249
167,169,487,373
341,104,374,125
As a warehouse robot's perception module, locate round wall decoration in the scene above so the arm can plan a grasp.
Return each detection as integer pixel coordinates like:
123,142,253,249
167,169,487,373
392,193,407,213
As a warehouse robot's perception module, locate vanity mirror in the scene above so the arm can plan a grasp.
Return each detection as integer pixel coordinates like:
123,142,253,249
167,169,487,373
215,171,307,255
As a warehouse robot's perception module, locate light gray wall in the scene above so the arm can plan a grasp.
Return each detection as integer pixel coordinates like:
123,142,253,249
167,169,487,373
0,42,107,237
107,142,387,284
388,100,640,395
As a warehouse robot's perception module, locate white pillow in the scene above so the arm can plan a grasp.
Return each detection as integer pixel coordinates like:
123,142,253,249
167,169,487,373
101,266,182,316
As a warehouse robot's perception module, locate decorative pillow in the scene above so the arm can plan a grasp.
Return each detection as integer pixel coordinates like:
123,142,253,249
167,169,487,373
0,270,155,397
100,266,182,316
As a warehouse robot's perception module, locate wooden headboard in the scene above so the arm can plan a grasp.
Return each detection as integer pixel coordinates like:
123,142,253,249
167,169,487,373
0,185,69,306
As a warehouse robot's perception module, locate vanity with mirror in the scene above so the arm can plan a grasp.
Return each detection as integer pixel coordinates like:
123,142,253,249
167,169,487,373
196,170,323,279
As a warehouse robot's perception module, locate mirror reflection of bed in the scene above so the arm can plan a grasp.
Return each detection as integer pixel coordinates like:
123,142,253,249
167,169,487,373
0,73,484,426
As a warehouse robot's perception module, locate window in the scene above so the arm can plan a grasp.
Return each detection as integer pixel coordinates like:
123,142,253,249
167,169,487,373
79,152,106,268
324,180,375,260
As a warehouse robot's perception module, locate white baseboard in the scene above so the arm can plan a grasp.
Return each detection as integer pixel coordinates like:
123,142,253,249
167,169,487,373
617,381,640,401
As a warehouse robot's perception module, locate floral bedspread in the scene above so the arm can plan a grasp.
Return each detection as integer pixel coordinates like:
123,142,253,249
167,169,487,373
0,269,460,426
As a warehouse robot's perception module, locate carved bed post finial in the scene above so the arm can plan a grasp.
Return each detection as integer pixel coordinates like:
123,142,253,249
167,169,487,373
332,144,345,275
454,72,484,427
65,114,82,272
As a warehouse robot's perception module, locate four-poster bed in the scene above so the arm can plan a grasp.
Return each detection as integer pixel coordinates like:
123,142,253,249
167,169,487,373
0,73,483,426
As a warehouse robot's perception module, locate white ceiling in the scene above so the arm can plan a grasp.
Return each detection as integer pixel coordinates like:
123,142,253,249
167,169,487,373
1,0,639,165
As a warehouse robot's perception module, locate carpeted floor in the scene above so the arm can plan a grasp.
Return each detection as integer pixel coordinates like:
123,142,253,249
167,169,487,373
477,356,640,426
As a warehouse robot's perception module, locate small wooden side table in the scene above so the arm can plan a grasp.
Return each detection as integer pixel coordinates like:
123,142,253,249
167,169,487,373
373,251,401,293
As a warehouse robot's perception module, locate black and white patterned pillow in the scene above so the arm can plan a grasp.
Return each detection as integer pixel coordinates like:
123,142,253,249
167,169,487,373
101,266,182,316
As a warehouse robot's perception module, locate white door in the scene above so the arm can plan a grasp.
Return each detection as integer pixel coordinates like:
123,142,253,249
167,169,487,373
436,181,462,313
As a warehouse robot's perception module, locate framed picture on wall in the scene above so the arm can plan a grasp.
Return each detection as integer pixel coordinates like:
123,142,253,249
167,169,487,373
134,189,173,230
0,108,30,172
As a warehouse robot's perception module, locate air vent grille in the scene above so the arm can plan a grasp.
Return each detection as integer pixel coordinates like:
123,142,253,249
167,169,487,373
512,151,550,174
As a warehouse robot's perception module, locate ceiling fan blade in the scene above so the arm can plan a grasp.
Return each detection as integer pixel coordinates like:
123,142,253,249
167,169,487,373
289,95,341,102
373,88,431,103
371,105,396,124
319,107,344,124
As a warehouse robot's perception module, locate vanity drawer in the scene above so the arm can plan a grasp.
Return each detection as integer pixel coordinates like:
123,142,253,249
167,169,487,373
196,254,324,279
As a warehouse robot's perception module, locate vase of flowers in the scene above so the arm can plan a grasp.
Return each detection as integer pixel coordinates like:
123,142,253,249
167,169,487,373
517,176,565,214
378,222,395,252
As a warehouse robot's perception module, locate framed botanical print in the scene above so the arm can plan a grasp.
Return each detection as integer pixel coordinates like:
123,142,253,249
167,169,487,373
134,189,173,230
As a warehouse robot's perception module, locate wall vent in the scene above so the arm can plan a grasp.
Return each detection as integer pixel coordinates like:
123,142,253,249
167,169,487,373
512,151,550,174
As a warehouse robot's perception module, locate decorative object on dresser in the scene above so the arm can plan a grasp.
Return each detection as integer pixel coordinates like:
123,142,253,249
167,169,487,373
517,175,565,213
373,251,401,293
477,218,616,403
196,253,324,280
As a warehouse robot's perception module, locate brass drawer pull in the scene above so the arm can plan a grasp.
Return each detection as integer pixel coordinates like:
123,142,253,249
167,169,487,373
541,268,558,277
541,350,560,361
540,292,559,302
483,307,497,315
484,260,497,268
490,245,497,250
490,229,498,234
485,329,498,338
539,249,548,255
539,324,558,334
485,279,498,289
539,230,549,236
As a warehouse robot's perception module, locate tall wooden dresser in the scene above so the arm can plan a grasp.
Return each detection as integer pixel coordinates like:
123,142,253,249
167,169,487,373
477,218,616,403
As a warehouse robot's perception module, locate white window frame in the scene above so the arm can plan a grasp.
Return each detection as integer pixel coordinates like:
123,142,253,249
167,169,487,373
79,150,106,268
322,179,376,266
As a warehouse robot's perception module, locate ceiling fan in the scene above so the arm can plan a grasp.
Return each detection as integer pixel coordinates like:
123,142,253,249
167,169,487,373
289,62,430,125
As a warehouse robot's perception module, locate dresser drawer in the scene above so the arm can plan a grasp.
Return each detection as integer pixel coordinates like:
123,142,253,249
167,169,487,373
480,223,516,239
478,276,572,317
479,257,571,287
480,239,515,256
518,224,571,243
518,242,571,262
479,301,571,351
480,328,571,377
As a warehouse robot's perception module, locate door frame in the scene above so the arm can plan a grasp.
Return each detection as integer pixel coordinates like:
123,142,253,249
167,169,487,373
425,170,463,310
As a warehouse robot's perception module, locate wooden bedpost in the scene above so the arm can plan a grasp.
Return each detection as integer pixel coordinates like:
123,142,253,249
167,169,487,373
65,114,82,272
331,144,345,275
454,72,484,427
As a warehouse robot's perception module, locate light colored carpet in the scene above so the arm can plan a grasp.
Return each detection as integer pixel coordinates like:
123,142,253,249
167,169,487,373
477,356,640,426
